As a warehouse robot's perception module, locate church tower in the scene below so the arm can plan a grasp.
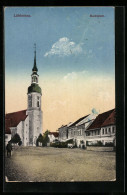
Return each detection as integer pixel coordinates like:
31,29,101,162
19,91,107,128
26,44,42,146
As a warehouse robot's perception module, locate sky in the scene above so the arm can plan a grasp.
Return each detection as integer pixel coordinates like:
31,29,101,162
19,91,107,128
5,7,115,132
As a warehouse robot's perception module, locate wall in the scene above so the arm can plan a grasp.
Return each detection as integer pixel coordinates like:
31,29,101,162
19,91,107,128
17,121,23,142
48,134,55,142
58,125,68,141
85,125,116,145
5,134,11,146
23,116,29,146
27,92,42,146
10,127,17,138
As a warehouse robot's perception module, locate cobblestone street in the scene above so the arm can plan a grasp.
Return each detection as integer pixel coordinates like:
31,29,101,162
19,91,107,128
5,146,116,182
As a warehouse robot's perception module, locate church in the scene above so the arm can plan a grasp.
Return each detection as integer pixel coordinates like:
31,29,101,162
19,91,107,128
5,45,43,146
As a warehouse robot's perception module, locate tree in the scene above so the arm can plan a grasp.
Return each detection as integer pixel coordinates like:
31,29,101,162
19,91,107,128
11,133,21,144
42,130,50,146
18,140,22,146
36,133,43,146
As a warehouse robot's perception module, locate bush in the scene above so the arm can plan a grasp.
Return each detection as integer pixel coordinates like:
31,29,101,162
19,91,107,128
96,141,103,146
43,130,50,146
18,140,22,146
66,139,74,144
50,141,68,148
86,141,103,146
50,142,59,147
105,142,114,147
11,133,21,144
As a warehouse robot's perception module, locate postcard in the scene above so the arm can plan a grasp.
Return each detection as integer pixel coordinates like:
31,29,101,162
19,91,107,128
4,6,120,192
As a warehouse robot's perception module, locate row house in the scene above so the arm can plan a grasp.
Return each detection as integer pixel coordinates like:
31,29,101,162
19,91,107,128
68,113,97,147
48,132,59,143
58,122,72,141
57,108,115,147
85,109,115,145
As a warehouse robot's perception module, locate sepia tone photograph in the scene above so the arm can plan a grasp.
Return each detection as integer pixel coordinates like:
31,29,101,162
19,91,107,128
4,7,116,183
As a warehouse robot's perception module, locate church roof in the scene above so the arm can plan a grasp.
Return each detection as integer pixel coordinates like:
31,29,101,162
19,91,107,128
28,83,42,94
32,45,38,72
86,109,115,130
5,110,27,134
32,61,38,72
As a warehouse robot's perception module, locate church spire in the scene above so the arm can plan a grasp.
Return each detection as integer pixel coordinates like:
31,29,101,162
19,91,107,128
32,43,38,72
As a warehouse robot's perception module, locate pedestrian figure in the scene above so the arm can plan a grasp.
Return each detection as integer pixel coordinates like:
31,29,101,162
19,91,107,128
6,142,13,157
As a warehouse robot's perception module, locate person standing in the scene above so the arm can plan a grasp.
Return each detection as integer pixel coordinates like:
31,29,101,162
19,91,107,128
6,142,13,157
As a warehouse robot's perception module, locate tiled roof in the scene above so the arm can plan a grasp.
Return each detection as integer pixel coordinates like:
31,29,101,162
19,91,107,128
102,109,115,127
87,109,115,130
5,110,27,134
49,132,59,137
69,114,89,127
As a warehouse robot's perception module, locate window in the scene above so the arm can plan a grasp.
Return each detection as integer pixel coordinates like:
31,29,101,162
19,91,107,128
112,126,115,133
105,128,107,134
33,76,36,82
80,130,82,135
102,129,104,134
28,96,32,107
98,130,100,135
37,97,39,107
37,101,39,107
86,132,90,136
32,76,38,83
109,128,111,133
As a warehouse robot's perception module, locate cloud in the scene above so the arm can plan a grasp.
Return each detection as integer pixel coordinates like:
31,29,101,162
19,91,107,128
63,70,88,81
63,72,77,81
44,37,83,57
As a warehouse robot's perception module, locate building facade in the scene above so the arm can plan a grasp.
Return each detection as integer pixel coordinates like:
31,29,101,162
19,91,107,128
57,109,115,147
85,109,115,146
68,114,97,147
58,123,72,141
48,132,59,143
5,45,43,146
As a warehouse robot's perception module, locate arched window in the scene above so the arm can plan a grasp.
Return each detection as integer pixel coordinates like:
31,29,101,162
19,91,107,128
37,97,39,107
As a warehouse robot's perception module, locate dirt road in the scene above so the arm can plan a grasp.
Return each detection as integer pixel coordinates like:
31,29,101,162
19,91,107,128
5,146,116,182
